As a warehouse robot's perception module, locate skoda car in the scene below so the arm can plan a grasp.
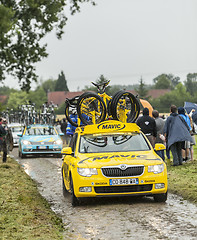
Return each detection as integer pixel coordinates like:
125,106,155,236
61,120,167,206
18,124,63,158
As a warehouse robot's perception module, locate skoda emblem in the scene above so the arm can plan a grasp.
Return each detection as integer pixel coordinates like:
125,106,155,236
120,164,127,170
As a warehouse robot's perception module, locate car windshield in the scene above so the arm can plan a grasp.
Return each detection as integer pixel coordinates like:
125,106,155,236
25,127,57,136
79,133,150,153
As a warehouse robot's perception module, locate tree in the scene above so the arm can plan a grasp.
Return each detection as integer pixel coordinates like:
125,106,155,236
0,0,95,92
184,73,197,96
153,74,180,89
150,83,191,113
168,74,180,89
55,71,69,91
39,79,57,94
7,91,29,110
0,86,17,95
29,87,47,109
153,74,171,89
135,77,148,98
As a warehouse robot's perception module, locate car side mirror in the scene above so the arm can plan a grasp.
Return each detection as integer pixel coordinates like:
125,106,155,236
61,147,73,155
154,143,166,151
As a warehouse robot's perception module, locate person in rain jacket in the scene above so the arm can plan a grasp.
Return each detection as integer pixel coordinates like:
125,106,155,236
178,107,192,161
163,105,192,166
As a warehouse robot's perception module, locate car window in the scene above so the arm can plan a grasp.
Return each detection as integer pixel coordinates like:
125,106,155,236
11,127,22,132
25,127,57,136
79,133,150,153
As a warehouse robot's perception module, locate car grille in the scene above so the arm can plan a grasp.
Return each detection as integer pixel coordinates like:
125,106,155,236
31,149,57,152
94,184,152,194
101,166,144,177
30,142,54,145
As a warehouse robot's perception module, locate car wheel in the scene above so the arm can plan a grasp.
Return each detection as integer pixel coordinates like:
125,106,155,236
70,175,80,207
19,150,25,159
153,192,167,202
18,149,25,158
62,171,68,197
18,150,21,158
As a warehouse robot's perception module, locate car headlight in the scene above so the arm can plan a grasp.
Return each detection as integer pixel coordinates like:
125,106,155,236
22,140,31,145
148,164,164,174
77,168,98,177
54,139,62,145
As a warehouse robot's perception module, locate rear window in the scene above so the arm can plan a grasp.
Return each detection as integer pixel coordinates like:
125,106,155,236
25,127,57,136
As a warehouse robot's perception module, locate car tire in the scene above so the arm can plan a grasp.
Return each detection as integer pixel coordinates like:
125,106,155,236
70,175,80,207
18,149,25,159
62,172,68,198
153,192,167,203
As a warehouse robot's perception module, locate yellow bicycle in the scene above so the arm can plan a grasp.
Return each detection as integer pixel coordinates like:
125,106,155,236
76,81,140,125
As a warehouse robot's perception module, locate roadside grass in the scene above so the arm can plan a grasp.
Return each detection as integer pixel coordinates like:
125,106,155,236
0,157,63,240
167,141,197,204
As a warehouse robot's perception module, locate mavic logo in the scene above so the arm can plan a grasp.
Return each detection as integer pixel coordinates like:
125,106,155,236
98,122,126,130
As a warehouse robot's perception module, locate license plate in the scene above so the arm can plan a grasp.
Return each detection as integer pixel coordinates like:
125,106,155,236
109,178,139,185
39,146,46,149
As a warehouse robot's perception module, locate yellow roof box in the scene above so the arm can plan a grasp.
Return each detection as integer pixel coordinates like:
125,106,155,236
77,120,140,135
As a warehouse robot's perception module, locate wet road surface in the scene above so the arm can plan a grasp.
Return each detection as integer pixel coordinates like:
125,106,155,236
11,148,197,240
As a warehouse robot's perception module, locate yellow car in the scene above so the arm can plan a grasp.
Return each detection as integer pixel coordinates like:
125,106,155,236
61,120,167,206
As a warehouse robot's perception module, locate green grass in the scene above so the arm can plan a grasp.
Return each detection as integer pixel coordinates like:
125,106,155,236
167,141,197,204
167,159,197,203
0,157,63,240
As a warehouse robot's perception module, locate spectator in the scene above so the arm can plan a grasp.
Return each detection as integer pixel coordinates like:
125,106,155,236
0,118,12,163
163,105,192,166
152,110,165,160
178,107,192,162
54,119,61,132
66,111,78,146
60,118,67,144
189,109,196,161
136,107,157,147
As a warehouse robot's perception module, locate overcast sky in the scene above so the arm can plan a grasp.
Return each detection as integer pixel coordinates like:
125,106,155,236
4,0,197,91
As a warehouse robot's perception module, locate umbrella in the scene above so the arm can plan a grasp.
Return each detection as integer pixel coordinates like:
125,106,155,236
184,102,197,114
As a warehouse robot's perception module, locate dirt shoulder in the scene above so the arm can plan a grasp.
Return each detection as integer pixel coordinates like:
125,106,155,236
0,157,64,240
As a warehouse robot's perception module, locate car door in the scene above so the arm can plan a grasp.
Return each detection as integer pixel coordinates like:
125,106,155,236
63,133,78,191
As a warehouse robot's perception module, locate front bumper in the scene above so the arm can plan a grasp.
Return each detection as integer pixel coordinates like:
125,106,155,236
21,145,62,154
71,169,168,198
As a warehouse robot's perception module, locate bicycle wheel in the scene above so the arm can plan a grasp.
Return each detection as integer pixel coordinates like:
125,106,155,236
111,91,140,123
77,92,107,125
65,98,79,127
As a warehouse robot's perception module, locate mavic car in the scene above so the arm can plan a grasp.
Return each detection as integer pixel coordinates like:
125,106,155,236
61,120,167,206
18,124,63,158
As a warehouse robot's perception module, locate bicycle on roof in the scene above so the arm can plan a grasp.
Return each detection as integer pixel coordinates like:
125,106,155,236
64,80,140,127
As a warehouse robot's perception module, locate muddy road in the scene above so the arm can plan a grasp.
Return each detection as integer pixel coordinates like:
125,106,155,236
11,148,197,240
